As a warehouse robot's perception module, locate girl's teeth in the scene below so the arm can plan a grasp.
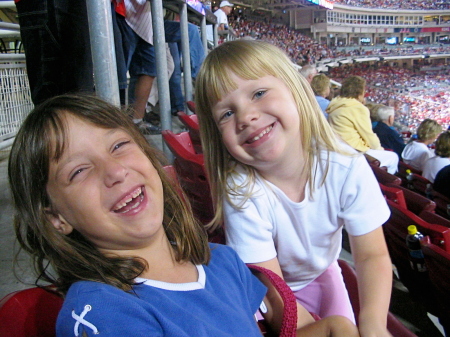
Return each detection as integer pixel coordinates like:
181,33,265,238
250,125,273,142
114,187,142,211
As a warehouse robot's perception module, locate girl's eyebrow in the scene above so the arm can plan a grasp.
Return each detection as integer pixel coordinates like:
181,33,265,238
54,128,124,177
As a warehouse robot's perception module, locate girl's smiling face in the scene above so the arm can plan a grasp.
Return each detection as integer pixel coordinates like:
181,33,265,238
212,74,302,175
46,114,165,254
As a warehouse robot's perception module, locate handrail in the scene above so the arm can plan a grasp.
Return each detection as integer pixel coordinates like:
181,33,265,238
0,1,15,9
0,22,20,31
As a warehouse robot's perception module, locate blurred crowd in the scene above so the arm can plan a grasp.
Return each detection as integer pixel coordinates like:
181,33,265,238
329,64,450,133
332,0,450,10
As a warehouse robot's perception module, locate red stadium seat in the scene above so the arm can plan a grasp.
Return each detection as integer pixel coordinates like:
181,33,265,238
379,183,407,209
385,183,436,216
383,199,450,308
397,161,422,187
177,111,202,154
337,260,417,337
162,130,224,243
186,100,196,114
364,153,381,167
431,190,450,220
419,210,450,229
0,287,63,337
370,163,402,185
421,237,450,336
407,173,432,197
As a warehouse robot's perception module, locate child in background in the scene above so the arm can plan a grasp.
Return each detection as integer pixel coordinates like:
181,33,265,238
8,94,358,337
402,118,442,171
195,40,393,337
422,131,450,183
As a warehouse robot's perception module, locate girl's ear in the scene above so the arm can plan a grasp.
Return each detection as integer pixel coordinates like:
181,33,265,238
44,208,74,235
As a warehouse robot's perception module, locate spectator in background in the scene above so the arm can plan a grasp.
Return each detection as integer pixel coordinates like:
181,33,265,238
15,0,93,105
365,103,382,127
402,119,442,171
310,74,331,118
299,65,318,84
372,105,406,159
215,1,235,34
433,165,450,199
422,131,450,183
327,76,399,174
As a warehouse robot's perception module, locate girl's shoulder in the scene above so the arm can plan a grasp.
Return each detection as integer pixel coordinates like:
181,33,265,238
318,144,362,169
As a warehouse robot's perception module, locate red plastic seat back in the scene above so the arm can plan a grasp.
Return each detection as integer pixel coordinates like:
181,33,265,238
386,199,450,253
421,238,450,332
364,153,381,167
419,210,450,229
186,100,196,114
379,183,407,210
431,190,450,220
370,164,402,185
385,183,436,215
177,112,202,154
0,287,63,337
397,161,422,186
162,130,223,242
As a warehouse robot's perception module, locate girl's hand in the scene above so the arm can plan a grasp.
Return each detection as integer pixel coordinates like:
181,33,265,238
295,315,359,337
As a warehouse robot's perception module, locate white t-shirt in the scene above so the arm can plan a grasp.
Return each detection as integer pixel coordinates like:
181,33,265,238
422,156,450,183
401,141,434,171
214,8,229,28
224,150,390,291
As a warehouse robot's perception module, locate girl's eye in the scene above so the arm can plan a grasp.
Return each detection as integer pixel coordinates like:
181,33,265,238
221,110,234,120
254,90,266,99
113,141,130,151
70,168,85,181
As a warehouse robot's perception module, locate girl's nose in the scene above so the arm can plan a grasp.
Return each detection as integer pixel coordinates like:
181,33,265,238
103,160,128,187
237,106,260,130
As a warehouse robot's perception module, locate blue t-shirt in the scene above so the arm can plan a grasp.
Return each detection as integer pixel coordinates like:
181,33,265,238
56,244,267,336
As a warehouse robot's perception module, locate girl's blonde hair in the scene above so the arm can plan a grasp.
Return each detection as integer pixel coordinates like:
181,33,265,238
416,118,442,142
195,40,342,231
9,94,210,294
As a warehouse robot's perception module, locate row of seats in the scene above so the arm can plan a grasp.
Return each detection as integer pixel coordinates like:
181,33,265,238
367,157,450,220
368,158,450,336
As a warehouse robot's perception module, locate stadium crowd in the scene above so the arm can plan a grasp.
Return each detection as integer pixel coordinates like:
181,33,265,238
331,0,450,10
328,64,450,132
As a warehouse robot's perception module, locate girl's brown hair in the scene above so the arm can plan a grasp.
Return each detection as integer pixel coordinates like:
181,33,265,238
9,94,209,294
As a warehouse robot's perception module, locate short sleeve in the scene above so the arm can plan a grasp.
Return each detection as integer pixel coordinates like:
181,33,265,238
224,194,278,264
57,283,162,337
339,154,390,236
218,245,268,313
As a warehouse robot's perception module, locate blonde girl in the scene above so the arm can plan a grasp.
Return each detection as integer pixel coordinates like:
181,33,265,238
195,40,393,337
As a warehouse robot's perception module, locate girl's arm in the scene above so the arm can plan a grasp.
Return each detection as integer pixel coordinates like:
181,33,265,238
349,226,393,337
253,257,316,329
255,258,359,337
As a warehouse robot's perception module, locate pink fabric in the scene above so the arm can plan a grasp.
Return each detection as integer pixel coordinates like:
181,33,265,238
293,260,356,323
